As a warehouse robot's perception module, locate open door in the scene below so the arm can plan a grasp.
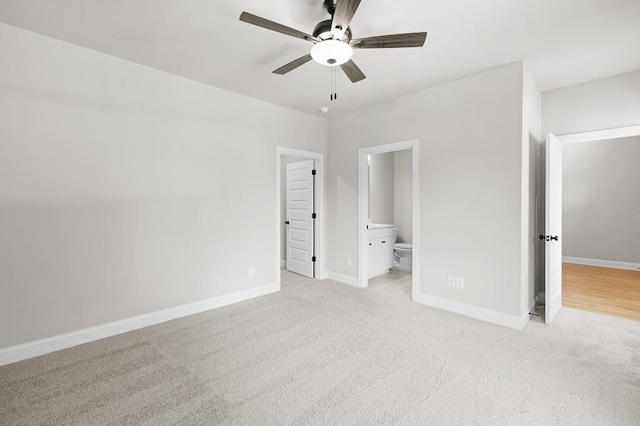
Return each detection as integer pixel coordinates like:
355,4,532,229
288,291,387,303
544,133,563,324
285,160,315,278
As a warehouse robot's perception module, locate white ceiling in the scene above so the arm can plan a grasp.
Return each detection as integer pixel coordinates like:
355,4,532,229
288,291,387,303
1,0,639,117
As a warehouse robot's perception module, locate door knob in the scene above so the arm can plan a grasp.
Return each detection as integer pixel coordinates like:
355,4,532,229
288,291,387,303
550,235,559,241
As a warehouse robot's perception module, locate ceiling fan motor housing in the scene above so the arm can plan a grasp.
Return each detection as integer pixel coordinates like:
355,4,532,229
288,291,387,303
313,19,352,41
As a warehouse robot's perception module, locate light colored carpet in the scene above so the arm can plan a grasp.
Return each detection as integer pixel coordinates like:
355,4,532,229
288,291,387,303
1,269,639,425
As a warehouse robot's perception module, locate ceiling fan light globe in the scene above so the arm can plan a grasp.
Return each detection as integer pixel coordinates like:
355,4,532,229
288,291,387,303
310,40,353,66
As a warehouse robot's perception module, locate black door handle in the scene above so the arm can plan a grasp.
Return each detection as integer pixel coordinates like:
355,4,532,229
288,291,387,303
539,234,559,242
550,235,559,241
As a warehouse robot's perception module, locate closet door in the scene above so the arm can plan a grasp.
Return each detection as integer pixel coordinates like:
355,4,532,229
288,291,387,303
286,160,315,278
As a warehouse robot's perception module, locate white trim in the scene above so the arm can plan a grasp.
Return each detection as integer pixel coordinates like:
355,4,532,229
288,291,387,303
558,124,640,144
417,293,528,330
276,147,327,290
357,139,420,301
326,271,362,288
563,256,640,271
0,283,278,367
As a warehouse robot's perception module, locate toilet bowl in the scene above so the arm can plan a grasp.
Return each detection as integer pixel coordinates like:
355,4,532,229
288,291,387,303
393,243,412,271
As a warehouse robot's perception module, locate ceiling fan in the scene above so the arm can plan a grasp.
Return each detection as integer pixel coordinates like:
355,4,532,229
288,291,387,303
239,0,427,83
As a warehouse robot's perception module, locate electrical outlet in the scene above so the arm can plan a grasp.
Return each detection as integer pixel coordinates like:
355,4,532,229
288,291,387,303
347,257,352,267
448,276,456,288
456,277,465,290
248,267,255,278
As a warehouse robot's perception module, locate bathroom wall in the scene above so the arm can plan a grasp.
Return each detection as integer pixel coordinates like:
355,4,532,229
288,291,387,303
394,150,412,244
563,136,640,264
369,150,412,244
368,152,394,224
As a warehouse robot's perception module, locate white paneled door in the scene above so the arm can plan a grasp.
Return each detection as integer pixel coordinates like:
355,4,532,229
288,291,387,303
545,133,563,324
286,160,315,278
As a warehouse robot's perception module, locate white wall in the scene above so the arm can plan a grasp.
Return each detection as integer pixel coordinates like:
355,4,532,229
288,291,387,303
328,62,528,323
368,152,394,224
394,150,412,244
563,136,640,263
543,69,640,136
522,64,542,313
0,23,327,349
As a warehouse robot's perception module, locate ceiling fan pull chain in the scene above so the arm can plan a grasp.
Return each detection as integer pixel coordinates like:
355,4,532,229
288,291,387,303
329,68,333,101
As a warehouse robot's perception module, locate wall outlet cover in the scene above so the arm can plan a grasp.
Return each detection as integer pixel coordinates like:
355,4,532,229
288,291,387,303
448,276,456,288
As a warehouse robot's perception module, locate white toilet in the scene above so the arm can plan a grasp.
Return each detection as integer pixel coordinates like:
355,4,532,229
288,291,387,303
393,243,413,271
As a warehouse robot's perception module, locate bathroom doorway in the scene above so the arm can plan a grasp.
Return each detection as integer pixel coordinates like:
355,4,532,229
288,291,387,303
358,139,419,301
276,147,326,290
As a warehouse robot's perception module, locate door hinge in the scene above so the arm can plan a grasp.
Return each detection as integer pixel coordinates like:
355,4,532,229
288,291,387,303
312,256,317,262
312,213,317,219
285,221,290,225
312,170,316,175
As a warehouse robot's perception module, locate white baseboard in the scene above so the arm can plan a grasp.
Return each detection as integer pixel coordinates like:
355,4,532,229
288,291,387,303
563,256,640,271
326,271,362,288
0,282,279,367
417,294,528,330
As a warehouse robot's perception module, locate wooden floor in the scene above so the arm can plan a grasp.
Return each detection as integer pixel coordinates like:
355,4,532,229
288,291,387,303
563,263,640,321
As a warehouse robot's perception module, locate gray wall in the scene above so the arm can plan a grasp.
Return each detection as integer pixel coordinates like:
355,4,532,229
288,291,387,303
523,65,542,312
328,62,528,319
394,150,412,244
368,150,413,243
369,152,394,224
543,69,640,136
0,23,328,349
563,136,640,263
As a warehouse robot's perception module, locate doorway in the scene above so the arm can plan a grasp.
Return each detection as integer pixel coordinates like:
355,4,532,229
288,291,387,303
541,124,640,323
358,139,419,301
276,147,325,290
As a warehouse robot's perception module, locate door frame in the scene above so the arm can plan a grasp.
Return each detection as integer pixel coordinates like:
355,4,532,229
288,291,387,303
541,124,640,320
357,139,420,301
276,147,326,290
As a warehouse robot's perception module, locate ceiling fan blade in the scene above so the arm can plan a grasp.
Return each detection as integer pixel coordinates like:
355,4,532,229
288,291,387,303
331,0,362,35
273,54,313,75
352,32,427,49
340,60,366,83
240,12,318,43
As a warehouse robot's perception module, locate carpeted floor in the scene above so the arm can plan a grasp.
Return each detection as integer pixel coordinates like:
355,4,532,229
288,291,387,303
1,269,639,425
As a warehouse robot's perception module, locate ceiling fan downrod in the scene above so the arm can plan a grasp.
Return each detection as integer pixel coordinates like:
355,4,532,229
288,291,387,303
323,0,336,16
